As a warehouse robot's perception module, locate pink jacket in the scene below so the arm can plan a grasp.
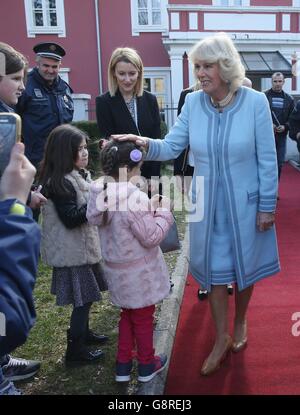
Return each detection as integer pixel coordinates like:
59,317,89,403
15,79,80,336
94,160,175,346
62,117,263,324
87,179,173,309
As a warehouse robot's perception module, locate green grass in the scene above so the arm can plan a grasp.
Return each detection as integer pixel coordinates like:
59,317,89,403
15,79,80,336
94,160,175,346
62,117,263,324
14,164,187,395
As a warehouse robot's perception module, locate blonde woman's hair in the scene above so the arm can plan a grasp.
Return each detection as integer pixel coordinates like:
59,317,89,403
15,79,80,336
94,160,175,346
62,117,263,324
188,32,245,93
107,47,144,97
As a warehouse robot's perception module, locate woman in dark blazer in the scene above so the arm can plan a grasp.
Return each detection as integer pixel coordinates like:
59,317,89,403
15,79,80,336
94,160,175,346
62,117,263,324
173,84,200,177
96,47,161,190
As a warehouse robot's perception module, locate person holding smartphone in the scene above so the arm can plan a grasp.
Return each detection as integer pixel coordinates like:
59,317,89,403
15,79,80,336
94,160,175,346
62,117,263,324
0,142,40,395
0,41,41,393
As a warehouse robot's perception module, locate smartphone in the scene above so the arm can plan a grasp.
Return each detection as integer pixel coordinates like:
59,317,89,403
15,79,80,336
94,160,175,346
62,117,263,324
0,113,22,177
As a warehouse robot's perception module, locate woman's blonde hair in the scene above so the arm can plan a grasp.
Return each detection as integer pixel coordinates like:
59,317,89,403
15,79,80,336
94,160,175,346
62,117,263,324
107,47,144,97
188,32,245,93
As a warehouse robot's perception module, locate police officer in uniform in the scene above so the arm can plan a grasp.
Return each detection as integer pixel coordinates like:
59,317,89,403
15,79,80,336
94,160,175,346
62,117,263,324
17,42,74,168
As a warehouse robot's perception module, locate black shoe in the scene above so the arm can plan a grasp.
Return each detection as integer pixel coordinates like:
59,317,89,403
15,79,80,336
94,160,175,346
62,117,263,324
0,355,40,381
85,330,109,345
227,284,234,295
65,348,104,367
198,289,208,301
65,330,104,366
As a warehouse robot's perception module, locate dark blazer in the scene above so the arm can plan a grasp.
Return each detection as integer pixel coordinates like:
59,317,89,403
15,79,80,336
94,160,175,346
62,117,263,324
173,87,195,176
289,100,300,140
96,89,161,179
289,100,300,154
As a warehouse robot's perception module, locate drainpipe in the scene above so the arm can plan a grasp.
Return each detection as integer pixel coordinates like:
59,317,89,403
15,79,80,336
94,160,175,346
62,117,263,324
95,0,103,94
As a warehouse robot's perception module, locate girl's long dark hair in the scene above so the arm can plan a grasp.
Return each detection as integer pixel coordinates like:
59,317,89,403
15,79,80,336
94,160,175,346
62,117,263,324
39,124,89,196
100,140,144,225
100,140,143,177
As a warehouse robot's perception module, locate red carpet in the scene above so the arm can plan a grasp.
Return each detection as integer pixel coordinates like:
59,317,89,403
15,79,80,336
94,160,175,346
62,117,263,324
165,164,300,395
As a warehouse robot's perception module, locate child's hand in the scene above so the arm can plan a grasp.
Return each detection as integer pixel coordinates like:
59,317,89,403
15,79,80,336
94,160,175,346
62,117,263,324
30,186,47,209
151,194,173,211
150,194,160,211
159,195,173,211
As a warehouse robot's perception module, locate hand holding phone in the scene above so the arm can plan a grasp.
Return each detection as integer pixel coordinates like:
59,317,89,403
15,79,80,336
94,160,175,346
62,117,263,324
0,113,22,177
0,142,36,205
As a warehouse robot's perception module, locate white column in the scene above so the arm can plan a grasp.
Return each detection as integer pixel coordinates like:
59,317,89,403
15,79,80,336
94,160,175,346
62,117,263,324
170,53,184,125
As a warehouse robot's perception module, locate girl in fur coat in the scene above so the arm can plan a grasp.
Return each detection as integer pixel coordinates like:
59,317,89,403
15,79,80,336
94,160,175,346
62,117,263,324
39,124,108,366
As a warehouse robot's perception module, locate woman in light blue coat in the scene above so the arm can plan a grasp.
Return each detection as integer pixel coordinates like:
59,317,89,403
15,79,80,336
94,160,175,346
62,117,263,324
113,33,280,377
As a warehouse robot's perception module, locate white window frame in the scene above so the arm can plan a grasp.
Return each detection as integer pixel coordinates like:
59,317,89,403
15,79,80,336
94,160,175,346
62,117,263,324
131,0,168,36
212,0,250,6
144,69,171,128
24,0,66,37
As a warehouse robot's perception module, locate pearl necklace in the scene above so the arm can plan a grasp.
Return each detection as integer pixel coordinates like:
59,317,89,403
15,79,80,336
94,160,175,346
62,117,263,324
210,90,235,109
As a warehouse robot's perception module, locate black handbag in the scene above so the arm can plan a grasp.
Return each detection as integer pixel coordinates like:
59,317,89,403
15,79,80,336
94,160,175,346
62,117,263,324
160,218,181,253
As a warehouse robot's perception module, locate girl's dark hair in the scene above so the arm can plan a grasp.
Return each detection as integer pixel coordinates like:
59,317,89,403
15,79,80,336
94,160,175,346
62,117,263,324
100,140,144,226
100,140,144,177
39,124,89,196
0,42,28,79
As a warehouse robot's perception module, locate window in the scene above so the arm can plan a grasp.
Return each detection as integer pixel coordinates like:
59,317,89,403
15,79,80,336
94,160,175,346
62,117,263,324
24,0,66,37
143,71,171,127
138,0,161,25
131,0,168,35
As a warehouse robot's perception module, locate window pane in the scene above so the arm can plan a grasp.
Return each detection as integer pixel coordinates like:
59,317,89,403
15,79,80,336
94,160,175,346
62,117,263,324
138,0,147,7
138,12,148,25
34,11,43,26
220,0,229,5
156,96,164,110
47,0,56,8
152,0,161,7
234,0,242,5
48,11,57,26
152,12,161,25
154,78,164,93
144,78,151,91
33,0,42,8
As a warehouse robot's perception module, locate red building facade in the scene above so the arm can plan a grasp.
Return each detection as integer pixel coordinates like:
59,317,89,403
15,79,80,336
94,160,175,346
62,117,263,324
0,0,299,125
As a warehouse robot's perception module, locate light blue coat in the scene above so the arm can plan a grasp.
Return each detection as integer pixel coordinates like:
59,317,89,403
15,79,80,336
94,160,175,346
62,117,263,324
146,87,280,291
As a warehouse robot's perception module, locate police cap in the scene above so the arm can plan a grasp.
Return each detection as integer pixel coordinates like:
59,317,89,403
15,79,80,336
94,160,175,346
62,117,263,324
33,42,66,61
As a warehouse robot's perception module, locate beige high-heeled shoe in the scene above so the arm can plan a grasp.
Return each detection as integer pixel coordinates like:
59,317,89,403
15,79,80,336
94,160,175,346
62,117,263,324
232,321,247,353
201,336,232,376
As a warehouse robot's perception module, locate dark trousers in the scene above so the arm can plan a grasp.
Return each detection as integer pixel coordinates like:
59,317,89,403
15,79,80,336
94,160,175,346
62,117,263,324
275,136,287,180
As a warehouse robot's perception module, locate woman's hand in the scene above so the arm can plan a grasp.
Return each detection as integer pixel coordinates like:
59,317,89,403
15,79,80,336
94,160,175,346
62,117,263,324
111,134,149,149
256,211,275,232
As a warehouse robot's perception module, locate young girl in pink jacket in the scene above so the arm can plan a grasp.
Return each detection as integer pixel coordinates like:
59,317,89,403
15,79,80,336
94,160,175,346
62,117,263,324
87,140,173,383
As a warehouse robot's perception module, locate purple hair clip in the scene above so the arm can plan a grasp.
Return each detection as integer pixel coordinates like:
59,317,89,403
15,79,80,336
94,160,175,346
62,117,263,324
130,149,142,163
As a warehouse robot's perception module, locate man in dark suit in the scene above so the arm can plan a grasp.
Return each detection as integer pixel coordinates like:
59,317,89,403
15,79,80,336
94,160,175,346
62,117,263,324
264,72,294,180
